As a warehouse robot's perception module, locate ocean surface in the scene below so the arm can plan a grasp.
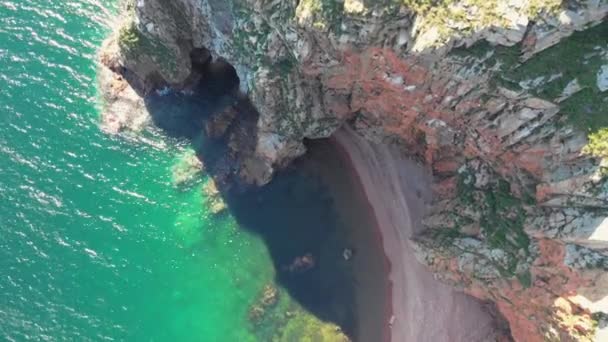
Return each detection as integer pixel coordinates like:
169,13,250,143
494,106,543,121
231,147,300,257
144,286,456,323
0,1,387,341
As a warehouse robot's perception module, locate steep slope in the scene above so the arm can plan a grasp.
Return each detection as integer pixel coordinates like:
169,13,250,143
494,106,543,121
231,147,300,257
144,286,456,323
98,0,608,340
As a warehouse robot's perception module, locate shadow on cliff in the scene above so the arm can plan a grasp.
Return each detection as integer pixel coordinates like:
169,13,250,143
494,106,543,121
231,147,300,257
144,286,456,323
105,45,239,140
141,55,240,139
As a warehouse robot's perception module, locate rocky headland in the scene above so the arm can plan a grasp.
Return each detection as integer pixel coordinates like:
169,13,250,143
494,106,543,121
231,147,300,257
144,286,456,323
98,0,608,341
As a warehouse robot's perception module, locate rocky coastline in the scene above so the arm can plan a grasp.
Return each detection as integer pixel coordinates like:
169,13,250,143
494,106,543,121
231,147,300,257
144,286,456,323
98,0,608,340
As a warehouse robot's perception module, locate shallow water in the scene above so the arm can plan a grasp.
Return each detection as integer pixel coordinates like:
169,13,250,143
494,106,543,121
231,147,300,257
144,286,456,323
0,1,269,340
0,1,386,341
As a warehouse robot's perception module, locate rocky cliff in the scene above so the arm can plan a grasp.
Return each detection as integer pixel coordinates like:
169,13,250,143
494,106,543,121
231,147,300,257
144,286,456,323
98,0,608,340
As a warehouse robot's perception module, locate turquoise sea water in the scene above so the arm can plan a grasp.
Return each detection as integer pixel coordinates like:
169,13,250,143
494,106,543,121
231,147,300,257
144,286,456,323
1,1,265,340
0,1,384,341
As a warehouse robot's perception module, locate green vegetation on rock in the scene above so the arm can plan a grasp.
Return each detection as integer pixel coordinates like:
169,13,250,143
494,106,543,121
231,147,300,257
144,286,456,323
501,22,608,162
583,128,608,158
481,179,530,255
498,21,608,133
517,269,532,288
403,0,561,47
403,0,561,17
116,13,179,76
274,313,350,342
232,3,273,65
118,21,140,50
244,281,351,342
453,21,608,162
456,164,531,280
296,0,343,30
430,226,467,247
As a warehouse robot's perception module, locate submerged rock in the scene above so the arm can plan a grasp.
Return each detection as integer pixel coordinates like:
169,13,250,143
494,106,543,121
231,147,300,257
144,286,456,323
274,311,351,342
171,150,204,187
248,304,265,325
202,179,227,215
285,253,315,273
260,284,279,307
209,200,227,215
247,283,280,325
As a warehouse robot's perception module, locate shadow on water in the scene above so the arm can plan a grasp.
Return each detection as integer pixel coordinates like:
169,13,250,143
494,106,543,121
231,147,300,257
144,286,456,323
135,55,358,339
143,82,237,139
224,163,358,338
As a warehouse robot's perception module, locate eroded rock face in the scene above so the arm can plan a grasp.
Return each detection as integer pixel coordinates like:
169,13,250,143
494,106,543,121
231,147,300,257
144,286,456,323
98,0,608,340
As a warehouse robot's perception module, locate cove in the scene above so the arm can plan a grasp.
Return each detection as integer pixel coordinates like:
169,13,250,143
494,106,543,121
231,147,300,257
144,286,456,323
136,77,392,341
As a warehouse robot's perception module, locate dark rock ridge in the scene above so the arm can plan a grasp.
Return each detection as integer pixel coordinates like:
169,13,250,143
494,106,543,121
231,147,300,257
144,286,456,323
98,0,608,340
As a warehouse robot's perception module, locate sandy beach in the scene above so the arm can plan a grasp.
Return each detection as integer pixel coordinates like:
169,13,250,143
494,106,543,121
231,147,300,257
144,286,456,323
333,127,497,342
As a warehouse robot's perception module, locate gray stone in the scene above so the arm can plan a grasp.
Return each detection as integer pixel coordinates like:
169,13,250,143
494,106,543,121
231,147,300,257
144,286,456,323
597,65,608,92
